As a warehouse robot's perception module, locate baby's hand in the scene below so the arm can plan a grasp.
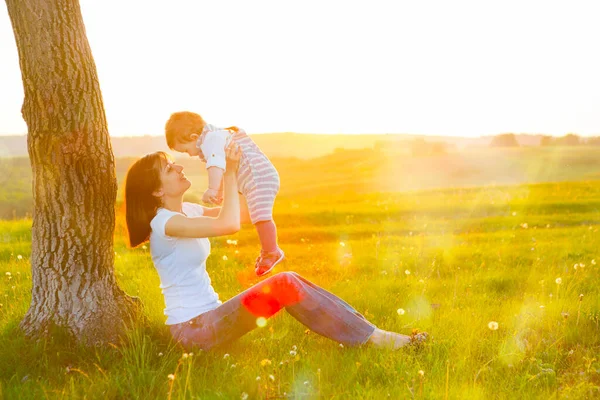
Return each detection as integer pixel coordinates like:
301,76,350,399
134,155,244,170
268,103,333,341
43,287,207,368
202,188,220,204
214,189,224,205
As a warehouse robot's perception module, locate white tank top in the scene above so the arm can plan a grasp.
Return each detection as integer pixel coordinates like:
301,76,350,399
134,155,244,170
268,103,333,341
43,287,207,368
149,202,221,325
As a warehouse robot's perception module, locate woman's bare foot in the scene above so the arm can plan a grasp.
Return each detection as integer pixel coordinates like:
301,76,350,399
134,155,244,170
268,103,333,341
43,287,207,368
367,328,412,349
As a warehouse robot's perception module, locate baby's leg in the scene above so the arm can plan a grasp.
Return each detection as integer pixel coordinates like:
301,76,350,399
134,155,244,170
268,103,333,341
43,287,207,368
245,179,280,252
255,219,279,252
239,194,251,224
244,170,283,274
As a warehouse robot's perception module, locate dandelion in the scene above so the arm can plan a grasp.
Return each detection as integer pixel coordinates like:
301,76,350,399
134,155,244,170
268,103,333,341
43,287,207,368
339,343,344,348
5,272,11,277
168,374,175,381
418,370,425,377
256,376,261,381
520,223,528,229
488,321,499,331
158,352,163,357
189,353,193,357
256,317,267,328
291,345,297,351
579,263,585,269
260,359,272,367
289,350,297,357
222,255,228,261
397,308,406,316
241,393,249,400
142,245,147,250
405,270,411,275
592,259,596,265
579,294,584,301
304,381,310,386
182,353,188,360
231,364,236,369
269,374,275,382
17,255,22,260
223,353,230,360
574,263,579,270
555,278,562,285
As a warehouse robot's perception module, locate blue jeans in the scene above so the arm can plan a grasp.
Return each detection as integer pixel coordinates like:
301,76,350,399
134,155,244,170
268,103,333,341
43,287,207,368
169,272,376,351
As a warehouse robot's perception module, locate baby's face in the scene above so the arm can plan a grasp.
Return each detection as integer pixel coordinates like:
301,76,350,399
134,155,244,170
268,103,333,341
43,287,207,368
173,138,201,157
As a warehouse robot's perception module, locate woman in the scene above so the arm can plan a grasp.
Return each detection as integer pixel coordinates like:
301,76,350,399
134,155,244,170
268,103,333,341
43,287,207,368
124,143,427,351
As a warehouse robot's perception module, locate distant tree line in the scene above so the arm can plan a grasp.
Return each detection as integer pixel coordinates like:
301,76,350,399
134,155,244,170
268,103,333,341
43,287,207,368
491,133,600,147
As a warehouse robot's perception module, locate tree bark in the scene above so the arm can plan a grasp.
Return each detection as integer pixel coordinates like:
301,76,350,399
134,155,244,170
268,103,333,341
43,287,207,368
5,0,141,345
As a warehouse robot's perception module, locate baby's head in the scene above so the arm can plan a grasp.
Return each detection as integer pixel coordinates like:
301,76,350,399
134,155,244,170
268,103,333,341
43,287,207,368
165,111,206,156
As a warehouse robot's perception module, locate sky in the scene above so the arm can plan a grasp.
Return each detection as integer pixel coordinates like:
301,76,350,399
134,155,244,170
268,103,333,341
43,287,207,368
0,0,599,137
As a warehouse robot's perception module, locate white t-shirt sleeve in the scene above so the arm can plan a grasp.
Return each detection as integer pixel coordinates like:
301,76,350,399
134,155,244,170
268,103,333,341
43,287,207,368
150,209,178,238
150,204,205,239
200,130,228,171
182,202,205,218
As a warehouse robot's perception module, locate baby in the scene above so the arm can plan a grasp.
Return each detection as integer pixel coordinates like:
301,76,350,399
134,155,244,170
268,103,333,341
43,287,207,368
165,111,284,276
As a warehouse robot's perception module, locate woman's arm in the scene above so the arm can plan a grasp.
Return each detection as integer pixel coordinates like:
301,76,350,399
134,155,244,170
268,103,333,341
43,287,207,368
202,206,221,217
165,144,241,238
203,194,249,222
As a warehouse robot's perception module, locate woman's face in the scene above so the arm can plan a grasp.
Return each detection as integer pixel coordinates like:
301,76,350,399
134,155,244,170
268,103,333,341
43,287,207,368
156,158,191,199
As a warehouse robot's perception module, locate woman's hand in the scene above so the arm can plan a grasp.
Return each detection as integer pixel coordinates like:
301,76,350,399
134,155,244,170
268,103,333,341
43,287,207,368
225,141,241,173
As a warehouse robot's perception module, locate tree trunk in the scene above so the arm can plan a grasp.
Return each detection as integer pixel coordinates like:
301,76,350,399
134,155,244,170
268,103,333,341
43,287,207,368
5,0,141,345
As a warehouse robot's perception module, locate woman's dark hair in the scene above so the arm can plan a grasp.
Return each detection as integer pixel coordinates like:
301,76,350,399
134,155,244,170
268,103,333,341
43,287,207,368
124,152,169,247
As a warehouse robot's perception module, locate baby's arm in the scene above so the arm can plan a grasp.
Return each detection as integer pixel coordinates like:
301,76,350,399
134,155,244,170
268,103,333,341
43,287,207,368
207,167,224,191
201,129,230,204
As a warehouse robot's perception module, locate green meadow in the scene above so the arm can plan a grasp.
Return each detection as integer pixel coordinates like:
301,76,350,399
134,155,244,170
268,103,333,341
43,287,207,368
1,146,600,399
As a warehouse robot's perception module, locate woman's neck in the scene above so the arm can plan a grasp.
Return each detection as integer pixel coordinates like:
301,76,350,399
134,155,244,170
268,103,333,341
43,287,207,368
161,196,184,213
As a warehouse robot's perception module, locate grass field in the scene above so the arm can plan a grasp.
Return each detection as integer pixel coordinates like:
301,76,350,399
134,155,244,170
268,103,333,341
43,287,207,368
1,175,599,399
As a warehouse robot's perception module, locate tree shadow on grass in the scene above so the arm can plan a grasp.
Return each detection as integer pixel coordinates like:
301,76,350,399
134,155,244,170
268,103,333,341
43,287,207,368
0,318,182,398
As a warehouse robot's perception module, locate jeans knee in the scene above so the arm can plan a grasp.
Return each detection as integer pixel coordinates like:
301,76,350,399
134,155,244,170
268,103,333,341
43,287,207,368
274,271,300,283
271,272,302,294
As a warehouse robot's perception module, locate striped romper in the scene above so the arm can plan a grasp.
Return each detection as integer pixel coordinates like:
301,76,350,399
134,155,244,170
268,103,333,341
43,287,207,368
196,124,280,224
